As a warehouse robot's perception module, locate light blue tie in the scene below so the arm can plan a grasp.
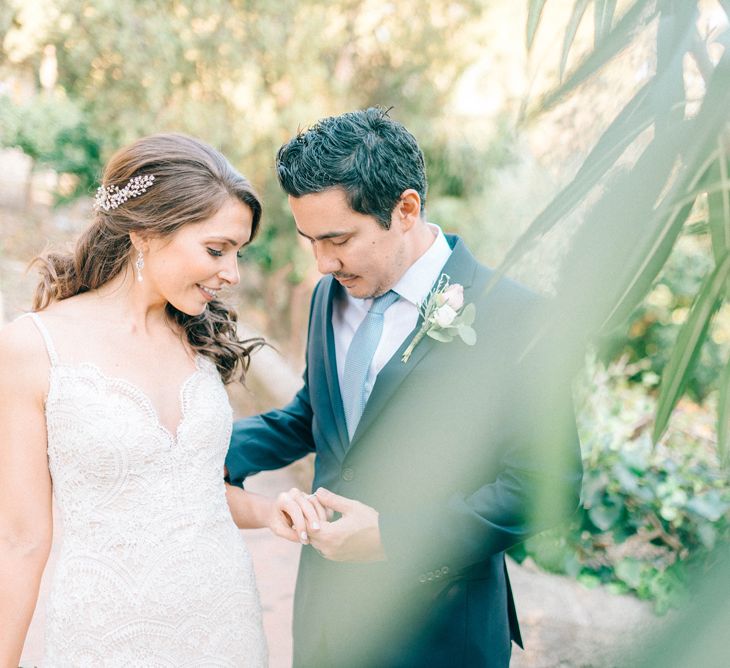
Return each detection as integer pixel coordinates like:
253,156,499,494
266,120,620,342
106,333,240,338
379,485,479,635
341,290,400,439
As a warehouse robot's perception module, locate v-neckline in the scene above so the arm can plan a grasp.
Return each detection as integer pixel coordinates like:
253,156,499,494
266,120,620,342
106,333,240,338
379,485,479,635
50,358,204,445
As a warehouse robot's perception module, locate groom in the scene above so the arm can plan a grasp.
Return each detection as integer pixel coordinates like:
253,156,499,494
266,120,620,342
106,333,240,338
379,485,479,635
226,108,582,667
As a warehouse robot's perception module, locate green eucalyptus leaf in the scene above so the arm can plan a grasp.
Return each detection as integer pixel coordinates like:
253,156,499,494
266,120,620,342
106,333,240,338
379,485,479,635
460,302,476,326
653,253,730,444
426,329,454,343
458,325,477,345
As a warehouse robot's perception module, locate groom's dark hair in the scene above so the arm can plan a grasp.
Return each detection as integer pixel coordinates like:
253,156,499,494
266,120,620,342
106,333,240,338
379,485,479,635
275,107,427,229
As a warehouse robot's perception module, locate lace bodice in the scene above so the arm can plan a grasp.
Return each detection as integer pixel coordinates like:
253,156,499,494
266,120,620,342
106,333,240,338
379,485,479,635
27,313,267,667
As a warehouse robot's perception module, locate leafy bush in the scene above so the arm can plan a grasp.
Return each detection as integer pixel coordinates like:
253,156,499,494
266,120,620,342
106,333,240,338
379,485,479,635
602,234,726,403
510,354,730,613
0,94,102,203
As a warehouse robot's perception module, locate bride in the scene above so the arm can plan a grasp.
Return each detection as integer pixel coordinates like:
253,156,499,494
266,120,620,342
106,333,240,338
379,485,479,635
0,133,276,666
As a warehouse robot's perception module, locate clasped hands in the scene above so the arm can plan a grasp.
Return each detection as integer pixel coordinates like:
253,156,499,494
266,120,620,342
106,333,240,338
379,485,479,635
270,487,386,563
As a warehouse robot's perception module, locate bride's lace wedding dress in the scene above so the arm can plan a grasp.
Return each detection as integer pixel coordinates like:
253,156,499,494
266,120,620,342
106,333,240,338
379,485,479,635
27,313,267,667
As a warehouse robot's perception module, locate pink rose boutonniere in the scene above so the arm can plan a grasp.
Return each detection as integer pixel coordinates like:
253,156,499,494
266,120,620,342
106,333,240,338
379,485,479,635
401,274,477,363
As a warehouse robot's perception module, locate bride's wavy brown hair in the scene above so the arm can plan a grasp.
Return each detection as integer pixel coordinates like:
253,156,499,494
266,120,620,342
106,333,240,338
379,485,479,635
32,133,264,383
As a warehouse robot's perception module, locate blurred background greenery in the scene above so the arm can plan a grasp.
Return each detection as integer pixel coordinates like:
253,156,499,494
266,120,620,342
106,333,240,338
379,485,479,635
2,1,729,664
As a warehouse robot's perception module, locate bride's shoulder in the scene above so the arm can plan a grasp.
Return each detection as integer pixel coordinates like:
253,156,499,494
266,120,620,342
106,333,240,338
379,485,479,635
31,293,96,329
0,315,49,385
1,295,86,355
1,314,42,352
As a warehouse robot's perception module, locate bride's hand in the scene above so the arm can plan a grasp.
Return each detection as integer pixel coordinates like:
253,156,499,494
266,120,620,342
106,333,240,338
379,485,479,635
269,487,329,544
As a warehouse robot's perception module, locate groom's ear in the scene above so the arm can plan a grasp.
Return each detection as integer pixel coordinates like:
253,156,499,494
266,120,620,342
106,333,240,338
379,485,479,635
394,189,421,231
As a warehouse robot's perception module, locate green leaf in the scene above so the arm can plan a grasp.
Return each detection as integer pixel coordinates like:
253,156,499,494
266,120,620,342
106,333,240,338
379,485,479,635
697,523,717,550
718,353,730,467
560,0,591,80
504,5,692,297
685,491,730,522
460,302,476,326
577,572,602,589
535,0,657,113
616,557,643,589
599,197,693,332
602,47,730,331
426,329,454,343
490,78,658,296
527,0,548,50
588,498,623,530
653,252,730,443
613,462,640,494
581,471,609,508
594,0,618,46
706,146,730,265
606,581,632,595
653,2,697,133
458,325,477,345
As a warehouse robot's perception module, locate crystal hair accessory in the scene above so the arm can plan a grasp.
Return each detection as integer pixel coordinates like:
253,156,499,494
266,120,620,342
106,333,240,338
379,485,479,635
94,174,156,211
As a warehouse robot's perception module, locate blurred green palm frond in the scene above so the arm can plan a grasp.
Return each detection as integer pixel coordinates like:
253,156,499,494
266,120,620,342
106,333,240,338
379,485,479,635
513,1,730,463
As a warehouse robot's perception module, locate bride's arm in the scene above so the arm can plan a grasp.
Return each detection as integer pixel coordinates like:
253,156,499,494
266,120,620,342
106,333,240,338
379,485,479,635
225,484,327,545
0,319,54,668
224,485,274,530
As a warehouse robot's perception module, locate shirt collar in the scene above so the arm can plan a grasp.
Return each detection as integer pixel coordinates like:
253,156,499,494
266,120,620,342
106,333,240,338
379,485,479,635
392,223,452,307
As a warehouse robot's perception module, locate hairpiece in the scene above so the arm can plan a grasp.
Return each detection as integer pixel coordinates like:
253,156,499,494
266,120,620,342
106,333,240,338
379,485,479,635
94,174,155,211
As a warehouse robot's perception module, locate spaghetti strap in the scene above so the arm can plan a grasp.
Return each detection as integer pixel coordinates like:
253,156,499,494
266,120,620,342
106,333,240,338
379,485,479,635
25,312,59,366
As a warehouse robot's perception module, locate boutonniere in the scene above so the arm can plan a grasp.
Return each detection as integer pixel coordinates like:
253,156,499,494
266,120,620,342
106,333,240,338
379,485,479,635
401,274,477,363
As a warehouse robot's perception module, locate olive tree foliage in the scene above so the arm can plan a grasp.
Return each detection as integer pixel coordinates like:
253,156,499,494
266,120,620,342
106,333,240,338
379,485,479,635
503,0,730,460
1,0,493,343
3,1,489,201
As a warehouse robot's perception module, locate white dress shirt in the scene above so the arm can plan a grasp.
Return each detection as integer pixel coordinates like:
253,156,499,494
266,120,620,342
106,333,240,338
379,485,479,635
333,224,453,405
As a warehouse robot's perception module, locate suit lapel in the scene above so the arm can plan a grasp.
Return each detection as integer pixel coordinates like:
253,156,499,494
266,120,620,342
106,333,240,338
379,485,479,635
348,236,480,448
320,276,350,457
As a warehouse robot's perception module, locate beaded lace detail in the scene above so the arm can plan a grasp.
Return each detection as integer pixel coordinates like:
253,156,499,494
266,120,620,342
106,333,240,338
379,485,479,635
26,313,267,667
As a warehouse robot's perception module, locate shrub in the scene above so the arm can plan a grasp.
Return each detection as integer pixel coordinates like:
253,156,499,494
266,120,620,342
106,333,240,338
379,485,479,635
510,353,730,613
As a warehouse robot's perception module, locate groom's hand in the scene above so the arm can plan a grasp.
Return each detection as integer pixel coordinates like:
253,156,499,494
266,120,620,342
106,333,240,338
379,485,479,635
309,488,386,562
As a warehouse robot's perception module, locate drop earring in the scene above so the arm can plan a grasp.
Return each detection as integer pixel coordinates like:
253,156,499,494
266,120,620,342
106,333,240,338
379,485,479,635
135,250,144,283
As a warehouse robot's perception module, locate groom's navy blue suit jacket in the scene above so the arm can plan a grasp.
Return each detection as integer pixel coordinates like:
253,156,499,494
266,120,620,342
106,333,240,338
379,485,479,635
226,236,583,667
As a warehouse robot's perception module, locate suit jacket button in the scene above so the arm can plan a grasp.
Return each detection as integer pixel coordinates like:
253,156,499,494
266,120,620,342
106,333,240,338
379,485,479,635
342,467,355,482
442,566,449,575
418,574,427,584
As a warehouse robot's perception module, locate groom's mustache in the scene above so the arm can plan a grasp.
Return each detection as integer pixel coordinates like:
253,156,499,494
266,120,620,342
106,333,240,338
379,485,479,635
333,272,358,280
